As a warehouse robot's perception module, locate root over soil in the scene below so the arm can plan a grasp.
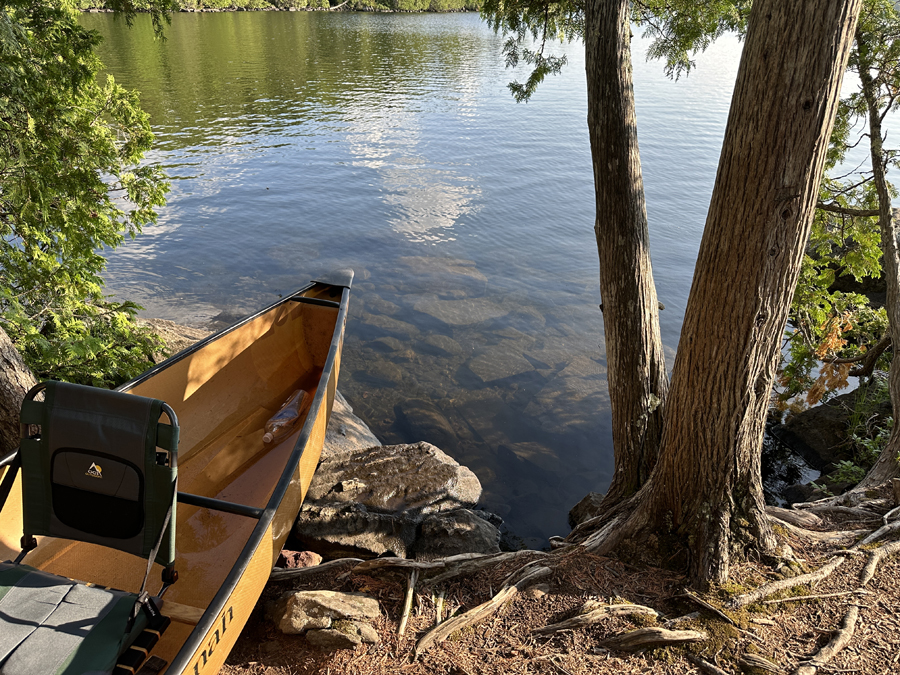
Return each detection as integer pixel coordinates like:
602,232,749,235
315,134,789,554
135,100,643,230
222,483,900,675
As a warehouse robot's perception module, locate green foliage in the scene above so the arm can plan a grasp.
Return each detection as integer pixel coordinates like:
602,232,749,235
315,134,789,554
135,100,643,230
0,0,169,386
480,0,748,102
480,0,582,102
635,1,750,78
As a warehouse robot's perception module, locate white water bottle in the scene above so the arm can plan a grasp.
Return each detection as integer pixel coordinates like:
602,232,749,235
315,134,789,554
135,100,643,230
263,389,309,444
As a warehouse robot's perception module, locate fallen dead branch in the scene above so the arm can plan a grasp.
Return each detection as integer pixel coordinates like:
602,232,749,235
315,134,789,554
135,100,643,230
269,557,364,580
397,568,419,637
727,555,848,609
859,538,900,587
792,604,859,675
533,602,659,635
425,550,549,586
599,627,707,652
414,562,551,656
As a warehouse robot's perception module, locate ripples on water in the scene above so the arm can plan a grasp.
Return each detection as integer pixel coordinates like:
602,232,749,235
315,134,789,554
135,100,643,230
84,12,741,546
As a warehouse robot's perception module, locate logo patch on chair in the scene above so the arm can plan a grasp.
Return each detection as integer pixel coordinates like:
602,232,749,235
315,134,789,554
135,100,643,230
86,462,103,478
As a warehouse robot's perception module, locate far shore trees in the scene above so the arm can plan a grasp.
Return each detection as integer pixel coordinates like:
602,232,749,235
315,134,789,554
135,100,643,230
486,0,863,586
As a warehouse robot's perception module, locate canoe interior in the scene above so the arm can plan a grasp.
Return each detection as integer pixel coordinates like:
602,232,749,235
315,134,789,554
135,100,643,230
0,286,343,672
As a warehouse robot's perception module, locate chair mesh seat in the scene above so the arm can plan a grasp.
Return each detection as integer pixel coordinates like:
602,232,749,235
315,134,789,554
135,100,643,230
0,563,146,675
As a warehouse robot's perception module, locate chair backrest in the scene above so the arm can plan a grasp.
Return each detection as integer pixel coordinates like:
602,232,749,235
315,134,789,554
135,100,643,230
18,381,179,567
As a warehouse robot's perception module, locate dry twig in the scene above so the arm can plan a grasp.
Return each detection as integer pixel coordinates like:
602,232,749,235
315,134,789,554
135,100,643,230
686,653,732,675
398,569,419,637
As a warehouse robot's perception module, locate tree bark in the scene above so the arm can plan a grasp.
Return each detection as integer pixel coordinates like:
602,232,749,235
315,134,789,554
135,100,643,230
856,32,900,487
585,0,863,587
585,0,669,505
0,326,36,456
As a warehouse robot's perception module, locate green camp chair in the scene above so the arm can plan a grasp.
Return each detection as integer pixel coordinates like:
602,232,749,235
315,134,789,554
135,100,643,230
0,380,179,675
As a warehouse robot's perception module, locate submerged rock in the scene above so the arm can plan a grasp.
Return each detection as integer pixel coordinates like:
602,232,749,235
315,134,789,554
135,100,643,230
413,296,508,326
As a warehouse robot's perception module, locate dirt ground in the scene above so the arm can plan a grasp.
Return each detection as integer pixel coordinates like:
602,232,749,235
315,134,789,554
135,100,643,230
220,526,900,675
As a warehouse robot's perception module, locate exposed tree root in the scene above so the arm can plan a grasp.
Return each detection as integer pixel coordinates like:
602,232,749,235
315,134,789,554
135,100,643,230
768,515,866,544
792,604,859,675
533,601,659,635
599,627,707,652
856,519,900,547
761,590,871,605
859,538,900,587
414,563,551,656
802,505,882,522
351,550,547,585
726,555,848,609
766,506,824,529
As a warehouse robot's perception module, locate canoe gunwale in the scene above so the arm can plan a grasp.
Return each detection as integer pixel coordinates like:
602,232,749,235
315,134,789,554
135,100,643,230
164,282,350,675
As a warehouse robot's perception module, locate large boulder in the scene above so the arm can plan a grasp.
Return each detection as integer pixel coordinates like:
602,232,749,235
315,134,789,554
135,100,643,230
773,384,891,472
296,437,499,558
307,441,482,514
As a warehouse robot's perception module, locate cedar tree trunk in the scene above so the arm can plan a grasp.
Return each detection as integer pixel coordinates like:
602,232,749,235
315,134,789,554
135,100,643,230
585,0,669,504
581,0,863,588
857,33,900,488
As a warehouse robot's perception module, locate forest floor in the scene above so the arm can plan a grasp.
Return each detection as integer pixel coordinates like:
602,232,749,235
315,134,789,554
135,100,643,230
221,518,900,675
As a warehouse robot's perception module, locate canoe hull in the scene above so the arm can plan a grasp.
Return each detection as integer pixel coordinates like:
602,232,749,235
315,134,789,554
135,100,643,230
0,275,351,675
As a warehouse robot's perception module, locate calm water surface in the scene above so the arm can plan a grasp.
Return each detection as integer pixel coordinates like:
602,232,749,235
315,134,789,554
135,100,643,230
83,12,741,547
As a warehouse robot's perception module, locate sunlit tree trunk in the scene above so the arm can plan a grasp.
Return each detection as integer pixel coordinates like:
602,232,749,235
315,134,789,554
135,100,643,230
585,0,669,505
578,0,863,587
857,32,900,488
0,327,36,456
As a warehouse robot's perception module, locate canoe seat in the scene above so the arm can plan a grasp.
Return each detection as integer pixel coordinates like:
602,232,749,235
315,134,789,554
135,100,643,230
0,381,180,675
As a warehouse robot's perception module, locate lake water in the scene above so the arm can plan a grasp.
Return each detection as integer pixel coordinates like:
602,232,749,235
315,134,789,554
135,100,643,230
82,11,742,547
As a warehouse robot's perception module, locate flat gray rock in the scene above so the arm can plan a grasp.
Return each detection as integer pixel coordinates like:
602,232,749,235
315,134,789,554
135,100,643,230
272,590,381,635
293,502,417,558
413,509,501,559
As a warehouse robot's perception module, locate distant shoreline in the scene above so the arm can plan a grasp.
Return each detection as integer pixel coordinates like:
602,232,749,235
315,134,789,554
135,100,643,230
80,3,481,13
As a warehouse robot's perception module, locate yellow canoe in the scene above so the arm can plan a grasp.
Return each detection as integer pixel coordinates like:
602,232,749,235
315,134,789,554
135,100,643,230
0,271,352,674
